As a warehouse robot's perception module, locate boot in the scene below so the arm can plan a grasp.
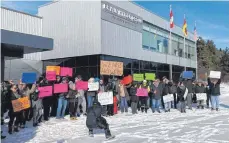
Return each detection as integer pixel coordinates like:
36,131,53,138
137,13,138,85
201,106,204,109
8,126,13,134
14,126,19,132
105,129,112,139
89,129,94,137
216,108,219,111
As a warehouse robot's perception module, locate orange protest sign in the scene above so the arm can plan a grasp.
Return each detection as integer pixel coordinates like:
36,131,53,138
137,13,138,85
46,66,61,75
11,97,31,112
121,75,132,85
100,60,123,76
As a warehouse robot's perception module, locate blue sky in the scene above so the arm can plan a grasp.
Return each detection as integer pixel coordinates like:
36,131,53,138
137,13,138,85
1,1,229,49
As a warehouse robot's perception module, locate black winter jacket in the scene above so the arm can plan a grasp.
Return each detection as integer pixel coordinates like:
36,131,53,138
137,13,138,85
183,80,194,93
86,101,103,129
177,86,186,102
194,85,206,93
208,78,221,96
129,86,139,102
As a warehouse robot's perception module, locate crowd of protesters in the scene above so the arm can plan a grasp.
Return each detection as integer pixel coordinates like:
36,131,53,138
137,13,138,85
0,74,221,139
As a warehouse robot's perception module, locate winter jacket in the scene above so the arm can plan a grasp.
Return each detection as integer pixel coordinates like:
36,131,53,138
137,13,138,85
86,101,103,129
6,91,22,112
129,86,139,102
183,80,194,93
151,83,163,100
162,84,170,96
117,85,130,101
194,85,206,93
68,89,78,102
177,85,186,102
18,84,36,100
208,78,221,96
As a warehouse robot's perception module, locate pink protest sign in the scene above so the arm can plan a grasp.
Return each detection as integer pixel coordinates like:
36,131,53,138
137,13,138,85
76,81,88,90
38,86,53,98
136,88,148,97
46,71,56,81
54,84,68,94
60,67,73,77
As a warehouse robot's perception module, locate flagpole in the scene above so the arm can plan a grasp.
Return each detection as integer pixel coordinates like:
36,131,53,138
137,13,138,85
169,5,172,80
184,14,186,71
195,21,198,80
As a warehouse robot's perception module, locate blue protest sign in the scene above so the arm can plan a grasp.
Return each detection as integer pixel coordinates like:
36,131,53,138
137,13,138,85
182,71,193,79
22,72,37,84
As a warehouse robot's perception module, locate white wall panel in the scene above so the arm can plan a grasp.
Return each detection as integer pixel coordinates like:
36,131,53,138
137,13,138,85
1,7,42,36
38,1,101,60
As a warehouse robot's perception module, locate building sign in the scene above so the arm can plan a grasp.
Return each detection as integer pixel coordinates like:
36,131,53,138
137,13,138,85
101,1,143,32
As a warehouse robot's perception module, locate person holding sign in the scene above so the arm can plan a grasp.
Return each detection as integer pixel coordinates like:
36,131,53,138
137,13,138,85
183,79,195,110
177,82,187,113
194,81,206,109
162,78,172,112
117,81,130,113
87,78,97,108
151,79,163,113
6,84,22,134
207,77,221,111
56,77,69,119
18,80,36,128
68,81,78,120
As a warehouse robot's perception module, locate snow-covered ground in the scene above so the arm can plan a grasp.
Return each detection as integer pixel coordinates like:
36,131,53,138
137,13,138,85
2,84,229,143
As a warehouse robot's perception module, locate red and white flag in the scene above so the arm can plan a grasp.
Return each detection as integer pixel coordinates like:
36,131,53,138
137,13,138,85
170,5,174,28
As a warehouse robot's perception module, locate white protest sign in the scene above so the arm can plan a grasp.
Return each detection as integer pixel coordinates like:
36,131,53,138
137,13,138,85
163,94,174,103
196,93,207,101
88,82,99,91
209,71,221,79
184,88,189,99
98,92,113,105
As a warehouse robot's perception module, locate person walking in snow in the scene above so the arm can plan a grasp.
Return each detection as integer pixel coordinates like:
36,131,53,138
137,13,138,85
86,100,114,140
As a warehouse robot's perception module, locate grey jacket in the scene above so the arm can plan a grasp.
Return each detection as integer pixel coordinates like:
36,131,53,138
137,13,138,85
151,83,163,100
117,85,130,101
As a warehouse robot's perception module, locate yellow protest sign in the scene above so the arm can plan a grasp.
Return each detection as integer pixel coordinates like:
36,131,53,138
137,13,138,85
11,97,31,112
46,66,61,75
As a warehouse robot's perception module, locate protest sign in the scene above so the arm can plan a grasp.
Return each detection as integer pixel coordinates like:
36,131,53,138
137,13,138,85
182,71,193,79
46,71,56,81
54,84,68,93
22,72,36,84
12,97,30,112
184,88,189,99
38,86,53,98
88,82,99,91
196,93,207,101
121,75,132,85
46,66,61,75
76,81,88,90
136,88,148,96
209,71,221,79
98,92,113,105
199,73,207,81
145,73,156,80
60,67,73,77
133,74,144,81
163,94,174,103
100,60,123,76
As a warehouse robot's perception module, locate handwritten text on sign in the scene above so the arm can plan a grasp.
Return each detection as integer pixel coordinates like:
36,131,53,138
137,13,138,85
98,92,113,105
38,86,53,98
163,94,174,103
196,93,207,101
88,82,99,91
100,60,123,76
11,97,31,112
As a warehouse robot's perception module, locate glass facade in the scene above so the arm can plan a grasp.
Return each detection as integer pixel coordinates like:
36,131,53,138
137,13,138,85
142,21,196,60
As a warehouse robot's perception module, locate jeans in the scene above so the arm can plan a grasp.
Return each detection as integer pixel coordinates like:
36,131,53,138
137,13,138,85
164,102,171,111
56,96,68,118
152,99,160,112
180,101,186,112
211,96,220,109
187,93,193,109
87,96,95,108
120,97,128,113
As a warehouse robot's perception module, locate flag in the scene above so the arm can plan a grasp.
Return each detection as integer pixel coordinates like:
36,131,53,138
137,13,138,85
170,5,174,28
182,15,188,36
194,21,197,41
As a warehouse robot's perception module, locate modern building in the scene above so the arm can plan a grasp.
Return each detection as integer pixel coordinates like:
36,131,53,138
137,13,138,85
2,1,197,82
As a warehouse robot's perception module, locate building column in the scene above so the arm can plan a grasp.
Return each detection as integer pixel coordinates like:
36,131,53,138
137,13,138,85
1,55,4,82
169,64,173,81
